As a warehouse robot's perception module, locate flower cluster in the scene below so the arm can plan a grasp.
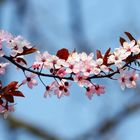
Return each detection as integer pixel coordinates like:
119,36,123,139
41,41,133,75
0,30,140,117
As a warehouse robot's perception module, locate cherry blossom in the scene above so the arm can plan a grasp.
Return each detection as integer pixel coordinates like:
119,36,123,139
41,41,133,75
1,29,140,117
94,85,105,95
44,81,57,98
74,73,90,87
32,62,41,70
36,51,51,68
92,58,109,75
54,82,70,98
0,63,9,75
123,40,140,55
118,70,139,89
118,70,128,90
56,67,67,77
0,30,13,42
108,48,126,68
9,36,32,57
86,85,95,100
126,71,139,88
22,74,38,89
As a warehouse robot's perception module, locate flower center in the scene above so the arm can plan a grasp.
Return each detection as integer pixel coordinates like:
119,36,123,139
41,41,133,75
129,77,134,81
27,77,31,81
14,45,18,50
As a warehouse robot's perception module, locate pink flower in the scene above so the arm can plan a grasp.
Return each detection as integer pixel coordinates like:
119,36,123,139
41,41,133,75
74,73,89,87
0,30,13,42
44,81,70,98
126,71,139,88
118,70,139,89
54,85,70,99
92,58,109,75
56,68,67,77
86,85,95,100
44,81,57,98
0,63,9,75
53,81,70,98
94,85,105,95
123,40,140,55
118,70,128,90
66,62,81,74
86,84,105,99
9,36,32,57
36,51,51,68
32,62,41,70
22,74,38,89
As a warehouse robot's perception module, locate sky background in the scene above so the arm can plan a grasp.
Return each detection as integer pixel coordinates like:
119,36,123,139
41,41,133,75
1,0,140,140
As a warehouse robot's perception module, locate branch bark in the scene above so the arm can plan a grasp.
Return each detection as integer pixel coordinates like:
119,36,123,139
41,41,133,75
77,103,140,140
5,116,60,140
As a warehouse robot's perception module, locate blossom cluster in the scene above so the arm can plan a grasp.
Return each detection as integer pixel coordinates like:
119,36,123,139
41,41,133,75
0,30,140,117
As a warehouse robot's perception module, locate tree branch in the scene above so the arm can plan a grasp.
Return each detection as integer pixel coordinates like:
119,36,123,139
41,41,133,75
77,103,140,140
6,116,60,140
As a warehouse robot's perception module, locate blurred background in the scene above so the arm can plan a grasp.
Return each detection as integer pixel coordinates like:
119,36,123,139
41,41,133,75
1,0,140,140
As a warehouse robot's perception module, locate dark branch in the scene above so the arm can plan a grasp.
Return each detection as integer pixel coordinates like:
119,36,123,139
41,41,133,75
77,103,140,140
6,116,60,140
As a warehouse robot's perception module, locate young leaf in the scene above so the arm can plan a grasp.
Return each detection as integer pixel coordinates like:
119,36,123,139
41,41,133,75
4,81,18,92
56,48,69,60
103,48,111,65
125,32,136,41
120,37,126,46
96,50,102,59
10,91,25,97
15,57,27,65
18,47,37,56
4,94,14,103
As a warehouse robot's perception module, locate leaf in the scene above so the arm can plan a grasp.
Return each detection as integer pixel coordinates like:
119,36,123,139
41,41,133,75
125,32,136,41
10,91,25,97
4,81,18,92
103,48,111,65
96,50,102,59
56,48,69,60
4,94,14,103
18,47,37,56
120,37,126,46
136,54,140,59
15,57,27,65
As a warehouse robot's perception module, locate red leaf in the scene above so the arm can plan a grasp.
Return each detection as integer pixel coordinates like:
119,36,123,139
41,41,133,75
96,50,102,59
4,94,14,103
18,47,37,56
125,32,136,41
4,81,18,92
56,48,69,60
10,91,25,97
103,48,111,65
15,57,27,65
135,54,140,59
120,37,126,46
